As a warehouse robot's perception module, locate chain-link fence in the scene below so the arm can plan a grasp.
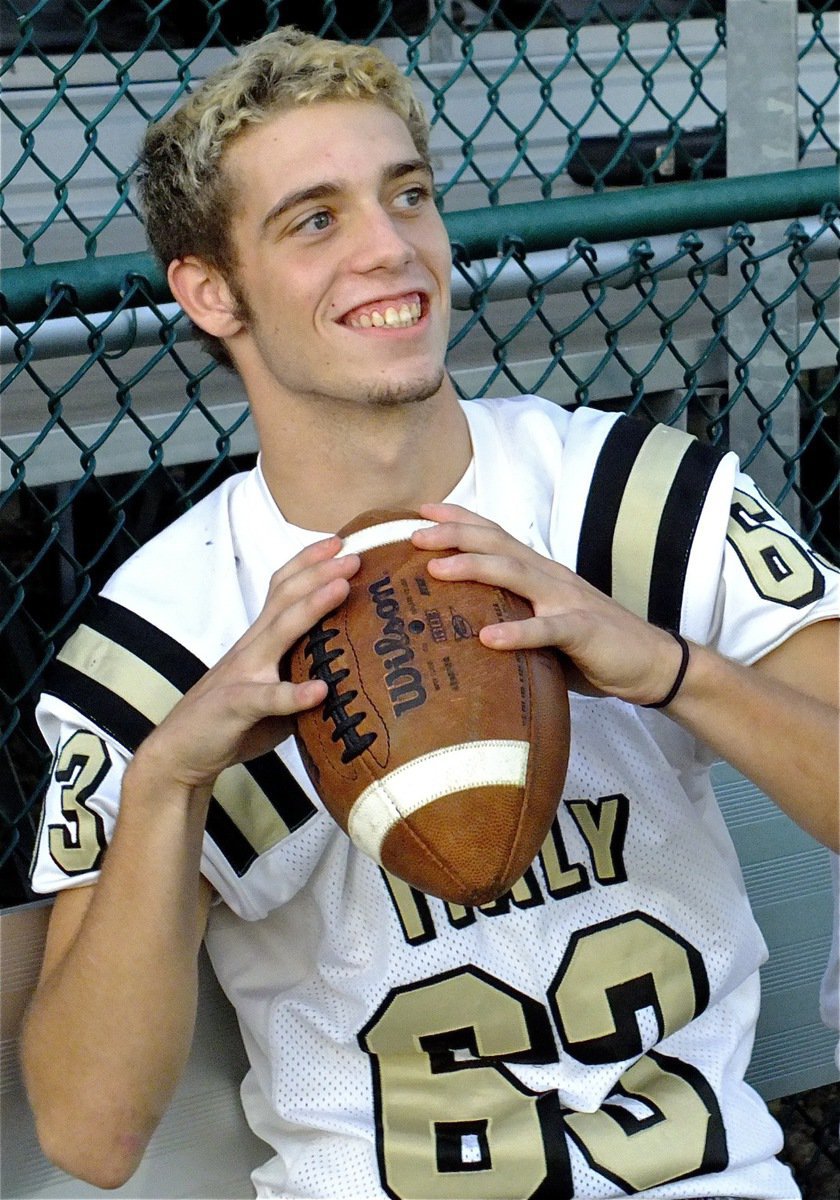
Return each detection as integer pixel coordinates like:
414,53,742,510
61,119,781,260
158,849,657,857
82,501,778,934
2,0,838,267
2,0,838,916
1,3,839,1186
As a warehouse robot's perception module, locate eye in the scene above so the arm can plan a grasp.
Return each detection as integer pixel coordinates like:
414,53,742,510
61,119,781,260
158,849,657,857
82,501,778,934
395,184,431,210
295,209,333,235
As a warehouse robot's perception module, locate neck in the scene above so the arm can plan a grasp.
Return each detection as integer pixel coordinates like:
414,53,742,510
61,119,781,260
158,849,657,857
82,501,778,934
252,376,472,532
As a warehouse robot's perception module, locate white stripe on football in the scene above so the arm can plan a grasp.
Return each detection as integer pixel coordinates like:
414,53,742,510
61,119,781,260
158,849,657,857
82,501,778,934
338,518,435,558
347,740,530,863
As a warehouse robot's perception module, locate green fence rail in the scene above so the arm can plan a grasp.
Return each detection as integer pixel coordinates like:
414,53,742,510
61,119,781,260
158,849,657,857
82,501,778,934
3,165,836,323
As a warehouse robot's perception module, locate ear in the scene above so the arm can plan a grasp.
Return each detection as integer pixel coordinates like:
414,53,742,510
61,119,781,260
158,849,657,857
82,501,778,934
167,256,244,340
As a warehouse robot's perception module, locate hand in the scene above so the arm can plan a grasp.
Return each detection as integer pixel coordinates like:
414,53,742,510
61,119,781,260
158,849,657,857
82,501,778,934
414,503,685,706
131,536,360,796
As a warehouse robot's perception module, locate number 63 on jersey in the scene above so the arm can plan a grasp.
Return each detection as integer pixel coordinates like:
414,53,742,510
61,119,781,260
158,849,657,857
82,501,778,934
359,911,727,1199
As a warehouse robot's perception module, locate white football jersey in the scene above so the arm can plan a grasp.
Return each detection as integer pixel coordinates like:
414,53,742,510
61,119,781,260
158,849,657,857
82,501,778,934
32,398,839,1199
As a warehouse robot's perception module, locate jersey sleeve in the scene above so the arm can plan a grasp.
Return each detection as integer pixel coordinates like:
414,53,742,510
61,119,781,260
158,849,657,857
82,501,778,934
29,591,326,918
560,413,740,644
30,694,127,895
558,412,838,659
713,471,840,664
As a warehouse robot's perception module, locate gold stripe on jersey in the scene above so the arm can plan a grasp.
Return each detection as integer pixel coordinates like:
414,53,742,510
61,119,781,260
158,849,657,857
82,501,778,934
58,625,181,725
56,623,297,856
610,424,694,620
577,417,727,631
212,767,295,855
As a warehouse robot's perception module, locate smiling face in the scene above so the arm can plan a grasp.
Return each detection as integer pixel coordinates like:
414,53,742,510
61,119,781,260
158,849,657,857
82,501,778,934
215,99,453,414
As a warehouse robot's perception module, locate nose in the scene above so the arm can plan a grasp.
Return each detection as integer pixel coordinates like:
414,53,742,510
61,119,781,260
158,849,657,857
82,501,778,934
347,203,416,274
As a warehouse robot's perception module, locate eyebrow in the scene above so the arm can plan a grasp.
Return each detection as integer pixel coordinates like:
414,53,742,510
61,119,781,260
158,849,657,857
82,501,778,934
260,158,432,233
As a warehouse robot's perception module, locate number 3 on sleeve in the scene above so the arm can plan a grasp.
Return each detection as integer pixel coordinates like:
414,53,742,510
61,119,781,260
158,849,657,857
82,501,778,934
47,731,110,876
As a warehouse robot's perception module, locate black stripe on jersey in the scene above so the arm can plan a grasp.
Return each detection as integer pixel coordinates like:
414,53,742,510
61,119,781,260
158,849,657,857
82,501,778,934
577,418,725,629
47,657,155,752
577,418,650,599
205,799,261,877
45,655,252,870
46,657,262,876
44,597,317,875
647,438,726,630
89,596,208,692
60,597,316,833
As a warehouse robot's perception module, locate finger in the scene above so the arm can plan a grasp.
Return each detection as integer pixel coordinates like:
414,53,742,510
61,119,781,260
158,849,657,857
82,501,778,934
295,678,328,709
480,598,612,652
259,676,327,717
283,533,344,572
245,552,358,649
262,537,355,615
478,610,603,692
479,614,549,650
478,612,590,657
256,573,354,665
276,551,360,604
417,502,495,528
244,674,335,731
424,547,554,610
413,519,513,559
477,620,605,698
267,538,358,599
222,677,328,723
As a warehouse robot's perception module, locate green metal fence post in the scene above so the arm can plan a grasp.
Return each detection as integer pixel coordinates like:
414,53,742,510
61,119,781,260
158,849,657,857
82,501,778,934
427,0,455,61
727,0,802,522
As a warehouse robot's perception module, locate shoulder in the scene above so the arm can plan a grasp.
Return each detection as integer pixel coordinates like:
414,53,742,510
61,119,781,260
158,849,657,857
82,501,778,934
462,395,713,479
40,474,253,755
462,396,623,535
561,415,735,630
103,474,247,616
463,400,737,637
100,471,265,663
462,393,612,450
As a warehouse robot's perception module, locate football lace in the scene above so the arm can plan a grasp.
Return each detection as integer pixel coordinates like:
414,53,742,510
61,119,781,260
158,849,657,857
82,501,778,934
303,620,377,764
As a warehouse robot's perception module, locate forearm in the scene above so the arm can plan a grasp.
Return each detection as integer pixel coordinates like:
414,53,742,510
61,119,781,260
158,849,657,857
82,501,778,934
666,640,839,850
22,759,212,1188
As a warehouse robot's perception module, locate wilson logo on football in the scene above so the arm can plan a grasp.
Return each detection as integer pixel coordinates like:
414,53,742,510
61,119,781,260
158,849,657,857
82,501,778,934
368,575,427,717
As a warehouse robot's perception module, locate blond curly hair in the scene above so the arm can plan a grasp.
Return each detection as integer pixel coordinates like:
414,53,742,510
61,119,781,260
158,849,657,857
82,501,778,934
137,27,431,364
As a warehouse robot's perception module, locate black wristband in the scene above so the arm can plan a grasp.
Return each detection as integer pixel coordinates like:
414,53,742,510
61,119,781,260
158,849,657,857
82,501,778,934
642,631,691,710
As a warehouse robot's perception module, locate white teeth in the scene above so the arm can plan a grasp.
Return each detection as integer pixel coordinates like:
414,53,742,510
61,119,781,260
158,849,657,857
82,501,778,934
347,299,423,329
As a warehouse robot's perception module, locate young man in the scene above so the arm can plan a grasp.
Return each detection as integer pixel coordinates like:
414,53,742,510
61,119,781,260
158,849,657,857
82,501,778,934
22,27,839,1200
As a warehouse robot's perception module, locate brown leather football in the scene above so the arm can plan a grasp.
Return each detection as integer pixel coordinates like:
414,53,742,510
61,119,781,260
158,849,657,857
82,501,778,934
289,509,570,906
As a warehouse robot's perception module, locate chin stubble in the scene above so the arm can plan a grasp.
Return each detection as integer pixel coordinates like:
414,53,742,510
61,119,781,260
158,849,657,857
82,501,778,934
364,366,447,409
